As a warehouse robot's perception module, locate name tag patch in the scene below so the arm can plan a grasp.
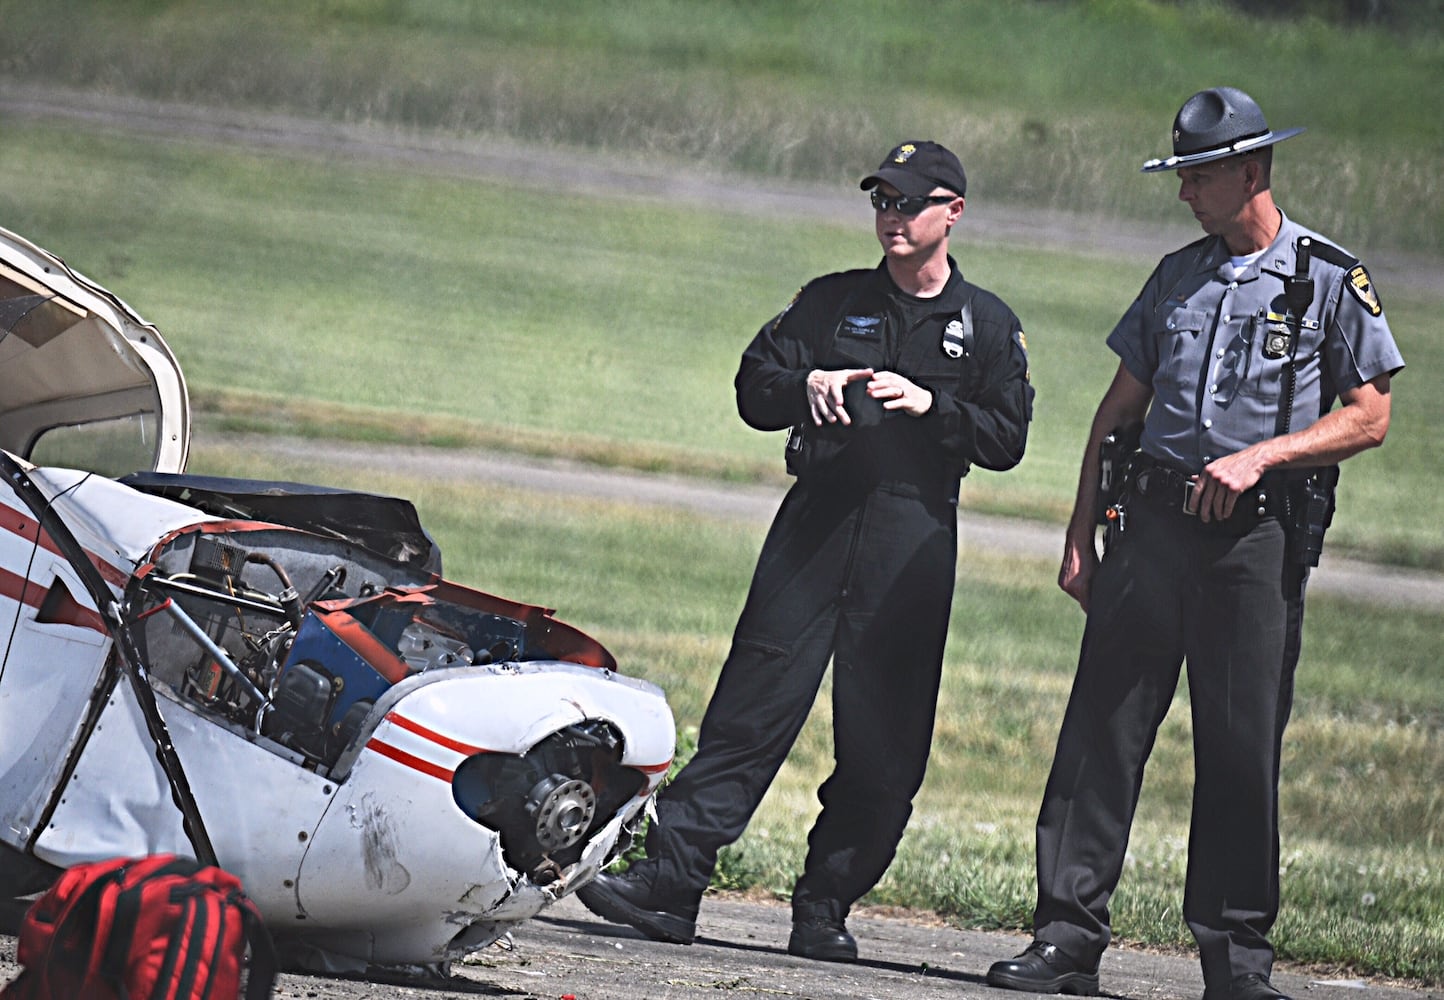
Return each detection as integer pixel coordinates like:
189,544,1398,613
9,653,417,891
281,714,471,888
840,315,882,338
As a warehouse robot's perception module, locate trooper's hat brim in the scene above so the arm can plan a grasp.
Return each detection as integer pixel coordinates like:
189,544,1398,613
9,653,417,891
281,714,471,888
1140,126,1305,173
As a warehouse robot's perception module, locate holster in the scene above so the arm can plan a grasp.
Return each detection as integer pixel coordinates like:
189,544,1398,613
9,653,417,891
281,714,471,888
1095,422,1143,525
1287,465,1339,567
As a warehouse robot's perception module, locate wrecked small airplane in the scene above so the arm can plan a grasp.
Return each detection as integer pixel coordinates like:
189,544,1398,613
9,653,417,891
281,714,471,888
0,224,675,969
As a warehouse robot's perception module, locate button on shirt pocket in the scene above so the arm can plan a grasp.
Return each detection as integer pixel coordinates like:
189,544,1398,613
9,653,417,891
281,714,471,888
1153,307,1209,393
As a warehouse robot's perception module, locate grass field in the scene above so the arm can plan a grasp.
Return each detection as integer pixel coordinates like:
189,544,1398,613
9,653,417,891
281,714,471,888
3,0,1441,983
3,119,1440,567
190,444,1444,983
2,0,1441,253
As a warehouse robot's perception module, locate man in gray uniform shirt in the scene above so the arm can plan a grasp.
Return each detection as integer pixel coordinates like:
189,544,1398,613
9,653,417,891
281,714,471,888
987,87,1404,1000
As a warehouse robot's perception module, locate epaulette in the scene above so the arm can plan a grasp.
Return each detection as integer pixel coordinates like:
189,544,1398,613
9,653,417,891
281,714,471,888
1301,237,1381,317
1303,237,1359,271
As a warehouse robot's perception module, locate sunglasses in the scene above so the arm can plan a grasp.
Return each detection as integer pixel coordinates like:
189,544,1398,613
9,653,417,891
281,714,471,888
869,191,956,216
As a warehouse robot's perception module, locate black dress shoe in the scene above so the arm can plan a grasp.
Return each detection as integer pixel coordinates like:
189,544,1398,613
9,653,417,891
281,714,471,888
1223,972,1293,1000
986,940,1100,995
787,914,857,963
575,867,698,944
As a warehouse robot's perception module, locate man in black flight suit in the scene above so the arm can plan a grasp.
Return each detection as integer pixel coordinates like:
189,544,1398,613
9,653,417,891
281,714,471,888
578,140,1033,962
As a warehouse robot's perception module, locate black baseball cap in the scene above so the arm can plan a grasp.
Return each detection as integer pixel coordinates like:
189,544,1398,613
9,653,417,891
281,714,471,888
860,141,967,198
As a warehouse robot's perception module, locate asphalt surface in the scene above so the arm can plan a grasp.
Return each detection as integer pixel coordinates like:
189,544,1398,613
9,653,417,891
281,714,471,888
2,85,1440,999
223,433,1444,614
4,892,1434,999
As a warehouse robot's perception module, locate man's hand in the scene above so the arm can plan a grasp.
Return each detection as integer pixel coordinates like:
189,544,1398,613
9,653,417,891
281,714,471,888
867,371,934,417
1190,447,1271,523
1058,529,1101,612
807,368,874,426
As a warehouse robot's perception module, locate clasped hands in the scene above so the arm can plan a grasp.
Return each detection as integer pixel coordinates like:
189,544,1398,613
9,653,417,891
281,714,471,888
806,368,932,426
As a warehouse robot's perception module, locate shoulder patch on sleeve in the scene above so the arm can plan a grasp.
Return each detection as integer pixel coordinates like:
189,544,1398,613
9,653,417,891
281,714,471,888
1345,264,1382,317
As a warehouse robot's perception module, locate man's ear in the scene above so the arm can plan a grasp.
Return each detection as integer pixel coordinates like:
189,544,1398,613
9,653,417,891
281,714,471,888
1242,157,1264,194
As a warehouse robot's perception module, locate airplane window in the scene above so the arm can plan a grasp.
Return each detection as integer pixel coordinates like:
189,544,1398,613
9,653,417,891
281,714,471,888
28,414,157,477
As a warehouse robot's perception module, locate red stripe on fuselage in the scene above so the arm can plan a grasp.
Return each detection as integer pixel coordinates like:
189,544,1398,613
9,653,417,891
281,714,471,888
365,736,455,782
1,501,131,591
0,565,108,634
387,711,489,756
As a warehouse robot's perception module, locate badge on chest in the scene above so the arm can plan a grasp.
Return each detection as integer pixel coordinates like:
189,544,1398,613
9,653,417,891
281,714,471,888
1261,311,1319,360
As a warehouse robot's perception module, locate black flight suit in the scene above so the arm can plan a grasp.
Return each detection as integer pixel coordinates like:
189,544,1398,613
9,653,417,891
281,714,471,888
645,258,1033,917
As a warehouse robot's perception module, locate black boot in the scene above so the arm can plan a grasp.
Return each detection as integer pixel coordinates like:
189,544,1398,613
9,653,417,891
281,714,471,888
986,940,1100,995
575,864,699,945
787,899,857,963
1206,972,1292,1000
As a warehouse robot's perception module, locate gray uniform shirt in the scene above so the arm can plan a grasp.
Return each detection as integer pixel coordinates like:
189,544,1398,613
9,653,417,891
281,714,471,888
1108,210,1405,471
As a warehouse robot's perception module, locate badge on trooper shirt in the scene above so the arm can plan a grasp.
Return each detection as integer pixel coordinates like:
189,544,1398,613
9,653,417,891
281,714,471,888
1262,313,1294,360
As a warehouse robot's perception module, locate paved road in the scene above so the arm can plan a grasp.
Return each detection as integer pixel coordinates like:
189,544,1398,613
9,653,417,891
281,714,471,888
3,893,1436,999
223,433,1444,614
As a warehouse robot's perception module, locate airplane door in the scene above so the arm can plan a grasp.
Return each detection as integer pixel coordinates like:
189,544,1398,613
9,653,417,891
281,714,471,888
0,484,114,851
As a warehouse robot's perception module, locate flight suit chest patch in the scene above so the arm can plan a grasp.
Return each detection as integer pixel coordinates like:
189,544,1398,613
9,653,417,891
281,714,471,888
838,314,884,340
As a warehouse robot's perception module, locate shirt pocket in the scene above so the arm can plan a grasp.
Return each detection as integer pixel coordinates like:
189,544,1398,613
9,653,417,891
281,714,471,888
1240,314,1322,401
831,314,888,368
912,359,966,402
1152,306,1209,392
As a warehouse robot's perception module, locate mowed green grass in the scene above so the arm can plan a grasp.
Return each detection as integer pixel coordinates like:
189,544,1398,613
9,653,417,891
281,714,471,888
3,0,1442,253
3,87,1440,983
3,121,1441,568
190,444,1444,983
2,0,1440,983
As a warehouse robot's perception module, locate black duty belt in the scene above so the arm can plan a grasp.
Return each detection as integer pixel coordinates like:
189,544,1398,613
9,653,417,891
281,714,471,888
1127,454,1290,532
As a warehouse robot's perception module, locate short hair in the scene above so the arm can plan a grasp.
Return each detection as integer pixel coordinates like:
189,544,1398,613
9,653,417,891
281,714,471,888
1233,146,1274,183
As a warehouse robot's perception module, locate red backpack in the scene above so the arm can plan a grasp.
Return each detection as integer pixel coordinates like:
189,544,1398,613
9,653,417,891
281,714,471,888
2,855,277,1000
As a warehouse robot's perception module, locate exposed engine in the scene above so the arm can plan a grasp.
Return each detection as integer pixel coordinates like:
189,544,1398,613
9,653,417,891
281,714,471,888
131,532,525,765
452,721,645,883
126,527,639,880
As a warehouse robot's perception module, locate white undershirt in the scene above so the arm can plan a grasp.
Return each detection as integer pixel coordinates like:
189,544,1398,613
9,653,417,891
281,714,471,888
1219,248,1267,282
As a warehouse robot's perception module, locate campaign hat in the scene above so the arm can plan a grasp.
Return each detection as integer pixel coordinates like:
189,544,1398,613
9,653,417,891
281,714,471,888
860,141,967,197
1141,87,1304,173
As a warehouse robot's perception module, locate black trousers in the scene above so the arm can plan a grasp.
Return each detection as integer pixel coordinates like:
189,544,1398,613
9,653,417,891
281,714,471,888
646,481,957,913
1033,496,1308,993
